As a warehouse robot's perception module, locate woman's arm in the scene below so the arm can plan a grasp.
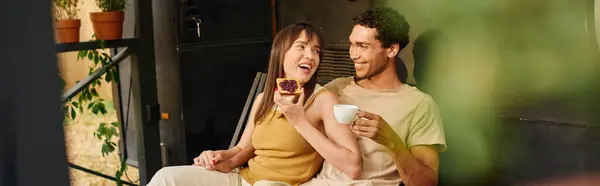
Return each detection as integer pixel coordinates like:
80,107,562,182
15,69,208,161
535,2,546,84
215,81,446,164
228,144,256,168
293,91,362,179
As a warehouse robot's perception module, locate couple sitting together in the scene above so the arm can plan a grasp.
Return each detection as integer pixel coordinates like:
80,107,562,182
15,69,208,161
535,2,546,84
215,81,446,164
148,7,446,186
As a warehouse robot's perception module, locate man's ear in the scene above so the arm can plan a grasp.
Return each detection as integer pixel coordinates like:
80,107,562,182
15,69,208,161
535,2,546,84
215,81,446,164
387,43,400,58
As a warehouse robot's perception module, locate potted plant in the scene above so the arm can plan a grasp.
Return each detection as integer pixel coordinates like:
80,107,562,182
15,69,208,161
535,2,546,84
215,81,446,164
90,0,126,40
52,0,81,43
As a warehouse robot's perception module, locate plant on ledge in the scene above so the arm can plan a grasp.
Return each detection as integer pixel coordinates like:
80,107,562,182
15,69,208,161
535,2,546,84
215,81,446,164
52,0,81,43
96,0,126,11
90,0,127,40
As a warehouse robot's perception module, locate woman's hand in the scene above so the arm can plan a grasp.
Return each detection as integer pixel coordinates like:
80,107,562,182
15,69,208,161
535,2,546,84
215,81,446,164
193,150,233,171
274,88,307,126
212,157,234,173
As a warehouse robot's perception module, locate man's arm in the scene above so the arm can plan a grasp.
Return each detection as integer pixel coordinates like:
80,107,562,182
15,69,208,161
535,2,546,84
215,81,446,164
353,96,445,186
392,96,445,186
390,144,439,186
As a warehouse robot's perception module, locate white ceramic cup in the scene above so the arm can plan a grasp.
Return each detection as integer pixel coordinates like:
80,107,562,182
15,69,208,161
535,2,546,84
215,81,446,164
333,104,359,124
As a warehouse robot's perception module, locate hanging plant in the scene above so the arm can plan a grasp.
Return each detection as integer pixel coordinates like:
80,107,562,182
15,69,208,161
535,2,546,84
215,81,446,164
62,35,132,185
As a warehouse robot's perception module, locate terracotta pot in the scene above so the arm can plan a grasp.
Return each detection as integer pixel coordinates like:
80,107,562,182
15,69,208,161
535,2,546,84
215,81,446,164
90,11,125,40
55,19,81,43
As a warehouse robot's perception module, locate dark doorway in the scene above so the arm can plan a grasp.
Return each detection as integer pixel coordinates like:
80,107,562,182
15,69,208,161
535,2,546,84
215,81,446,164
177,0,273,163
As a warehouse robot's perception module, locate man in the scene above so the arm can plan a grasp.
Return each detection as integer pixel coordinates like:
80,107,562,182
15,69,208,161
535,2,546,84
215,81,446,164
303,7,447,186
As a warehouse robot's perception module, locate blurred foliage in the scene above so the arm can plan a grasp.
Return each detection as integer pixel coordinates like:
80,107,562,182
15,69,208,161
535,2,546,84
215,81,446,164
377,0,600,184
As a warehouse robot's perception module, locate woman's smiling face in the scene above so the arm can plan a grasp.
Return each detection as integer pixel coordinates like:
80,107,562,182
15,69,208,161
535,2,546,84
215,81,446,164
282,31,321,85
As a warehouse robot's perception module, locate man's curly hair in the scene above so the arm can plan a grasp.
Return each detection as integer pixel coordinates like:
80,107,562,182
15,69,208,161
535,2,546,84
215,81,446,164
352,7,410,50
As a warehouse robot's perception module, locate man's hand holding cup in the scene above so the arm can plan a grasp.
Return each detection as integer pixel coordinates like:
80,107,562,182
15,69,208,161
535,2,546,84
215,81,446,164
352,110,403,152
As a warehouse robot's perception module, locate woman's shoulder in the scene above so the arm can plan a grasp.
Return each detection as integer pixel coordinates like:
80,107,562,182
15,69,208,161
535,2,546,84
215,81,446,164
313,87,337,105
254,92,264,102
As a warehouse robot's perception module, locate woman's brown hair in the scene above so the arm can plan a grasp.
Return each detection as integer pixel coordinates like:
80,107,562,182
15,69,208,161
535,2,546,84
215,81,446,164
254,23,324,124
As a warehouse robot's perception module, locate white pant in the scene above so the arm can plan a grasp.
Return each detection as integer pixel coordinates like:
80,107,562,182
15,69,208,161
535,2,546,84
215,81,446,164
147,166,291,186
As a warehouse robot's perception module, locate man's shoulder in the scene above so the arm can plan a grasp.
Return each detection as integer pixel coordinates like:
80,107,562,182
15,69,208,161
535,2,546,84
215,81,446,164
325,76,353,86
323,76,354,94
392,85,438,113
404,85,432,101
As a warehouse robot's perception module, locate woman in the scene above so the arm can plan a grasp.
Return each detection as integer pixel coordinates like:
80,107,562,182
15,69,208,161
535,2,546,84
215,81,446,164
148,23,362,186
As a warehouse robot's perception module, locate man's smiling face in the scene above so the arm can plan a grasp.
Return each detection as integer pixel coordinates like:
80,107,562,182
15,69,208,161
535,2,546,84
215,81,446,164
349,25,392,80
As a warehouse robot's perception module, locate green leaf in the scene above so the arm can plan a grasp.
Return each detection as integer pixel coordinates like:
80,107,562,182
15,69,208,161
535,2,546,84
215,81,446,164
93,54,99,65
72,101,79,108
100,107,108,115
105,70,113,82
120,159,127,169
78,95,84,105
91,88,98,97
70,107,76,119
111,122,120,128
98,103,107,115
97,129,105,137
101,144,108,157
110,127,118,136
86,92,92,101
88,102,95,110
107,142,115,152
82,50,89,60
92,105,99,115
112,68,120,82
100,122,107,129
77,50,86,60
87,52,93,60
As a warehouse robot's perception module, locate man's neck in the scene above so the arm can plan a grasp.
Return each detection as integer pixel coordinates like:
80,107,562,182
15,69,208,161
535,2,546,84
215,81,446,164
355,65,403,91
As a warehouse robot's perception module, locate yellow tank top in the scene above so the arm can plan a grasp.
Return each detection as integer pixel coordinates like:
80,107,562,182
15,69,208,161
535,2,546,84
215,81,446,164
240,86,326,186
